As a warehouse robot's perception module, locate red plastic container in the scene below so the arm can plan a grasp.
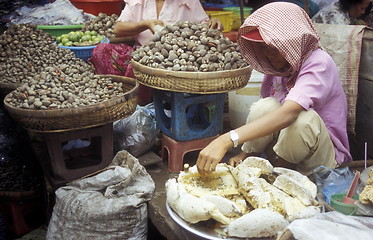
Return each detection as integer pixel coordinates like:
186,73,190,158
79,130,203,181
70,0,124,16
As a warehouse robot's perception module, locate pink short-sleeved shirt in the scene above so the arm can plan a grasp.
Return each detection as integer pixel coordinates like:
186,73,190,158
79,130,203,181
117,0,209,46
261,49,352,164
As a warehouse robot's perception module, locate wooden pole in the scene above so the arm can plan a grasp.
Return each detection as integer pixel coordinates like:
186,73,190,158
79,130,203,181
239,0,245,23
304,0,310,15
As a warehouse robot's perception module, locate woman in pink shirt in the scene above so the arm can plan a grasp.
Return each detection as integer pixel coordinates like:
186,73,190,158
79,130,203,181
196,2,353,176
113,0,223,47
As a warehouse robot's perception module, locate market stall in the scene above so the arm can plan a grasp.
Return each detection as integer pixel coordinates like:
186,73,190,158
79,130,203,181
0,1,373,239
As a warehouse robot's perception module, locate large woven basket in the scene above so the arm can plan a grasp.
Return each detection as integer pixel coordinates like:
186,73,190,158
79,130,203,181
131,60,253,94
3,75,138,132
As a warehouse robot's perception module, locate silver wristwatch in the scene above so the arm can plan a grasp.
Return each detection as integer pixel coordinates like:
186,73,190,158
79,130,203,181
230,130,239,148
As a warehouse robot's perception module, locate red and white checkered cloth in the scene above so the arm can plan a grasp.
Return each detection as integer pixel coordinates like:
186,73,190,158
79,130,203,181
237,2,320,90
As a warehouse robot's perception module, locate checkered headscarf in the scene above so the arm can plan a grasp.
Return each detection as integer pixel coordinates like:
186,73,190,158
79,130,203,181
237,2,321,89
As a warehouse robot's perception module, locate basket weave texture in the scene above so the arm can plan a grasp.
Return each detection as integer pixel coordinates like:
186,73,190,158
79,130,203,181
0,82,20,99
3,75,138,132
131,60,253,94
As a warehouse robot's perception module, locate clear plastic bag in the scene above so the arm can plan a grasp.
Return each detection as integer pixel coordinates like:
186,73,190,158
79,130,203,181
113,103,158,157
6,0,93,25
312,166,355,204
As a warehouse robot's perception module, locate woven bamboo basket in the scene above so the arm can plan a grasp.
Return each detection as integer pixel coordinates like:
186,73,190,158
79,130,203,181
131,60,253,94
3,75,138,132
0,82,20,101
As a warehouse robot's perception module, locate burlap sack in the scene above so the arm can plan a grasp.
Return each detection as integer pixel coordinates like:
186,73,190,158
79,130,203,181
46,150,155,240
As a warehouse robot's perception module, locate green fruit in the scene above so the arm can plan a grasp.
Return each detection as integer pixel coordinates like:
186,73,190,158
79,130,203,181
64,41,73,46
69,34,79,42
84,30,92,36
81,35,91,42
76,31,83,38
56,36,61,43
61,38,69,44
97,35,104,42
90,30,98,36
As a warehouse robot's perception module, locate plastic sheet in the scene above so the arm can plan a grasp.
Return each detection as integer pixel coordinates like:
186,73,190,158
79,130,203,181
286,211,373,240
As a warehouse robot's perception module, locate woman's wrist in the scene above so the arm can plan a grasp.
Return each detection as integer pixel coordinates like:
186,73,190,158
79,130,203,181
221,131,236,149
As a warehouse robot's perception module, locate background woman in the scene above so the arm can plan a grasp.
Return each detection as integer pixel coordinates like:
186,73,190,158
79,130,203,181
113,0,223,105
312,0,371,24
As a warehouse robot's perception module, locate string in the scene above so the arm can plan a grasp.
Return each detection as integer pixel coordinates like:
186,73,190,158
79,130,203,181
364,142,367,169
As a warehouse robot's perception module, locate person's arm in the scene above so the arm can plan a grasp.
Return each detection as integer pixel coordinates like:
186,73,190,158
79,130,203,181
196,100,304,174
113,19,164,38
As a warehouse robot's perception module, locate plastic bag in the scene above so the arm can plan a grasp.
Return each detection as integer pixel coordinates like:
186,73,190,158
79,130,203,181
113,103,157,157
312,166,355,204
88,43,134,76
354,200,373,216
6,0,93,25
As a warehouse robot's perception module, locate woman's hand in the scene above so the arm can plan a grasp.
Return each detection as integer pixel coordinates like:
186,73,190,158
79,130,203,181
114,19,164,37
197,100,303,175
228,151,250,167
208,17,224,31
196,133,232,174
145,19,165,33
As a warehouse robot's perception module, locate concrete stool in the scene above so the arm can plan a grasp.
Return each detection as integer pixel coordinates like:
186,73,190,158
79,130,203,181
161,133,218,172
43,123,113,182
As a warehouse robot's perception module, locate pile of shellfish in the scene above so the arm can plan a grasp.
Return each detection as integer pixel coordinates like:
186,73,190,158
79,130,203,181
0,24,130,110
81,13,118,39
132,21,248,72
0,23,93,86
5,64,127,110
